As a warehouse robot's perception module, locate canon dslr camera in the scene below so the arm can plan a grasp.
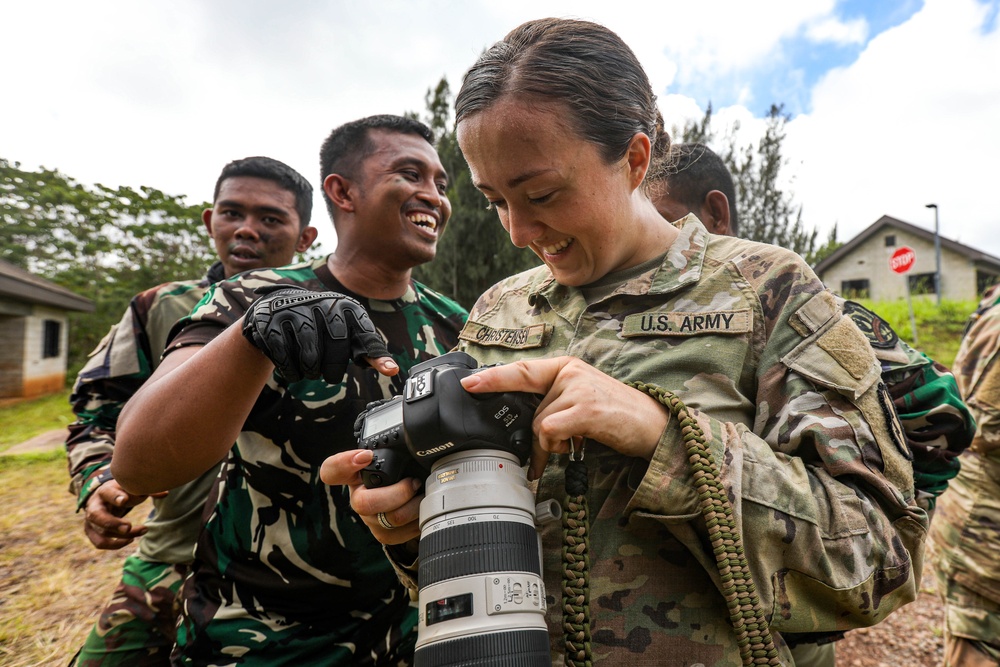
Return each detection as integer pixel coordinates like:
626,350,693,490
357,351,559,666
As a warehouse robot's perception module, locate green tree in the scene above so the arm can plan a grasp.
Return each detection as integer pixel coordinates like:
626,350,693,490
805,224,842,267
409,78,540,309
1,158,215,371
677,104,831,261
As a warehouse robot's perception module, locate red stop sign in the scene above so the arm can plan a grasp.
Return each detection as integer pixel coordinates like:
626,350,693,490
890,246,916,274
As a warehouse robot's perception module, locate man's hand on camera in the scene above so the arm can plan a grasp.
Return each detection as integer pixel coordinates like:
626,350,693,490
320,449,422,546
242,287,396,384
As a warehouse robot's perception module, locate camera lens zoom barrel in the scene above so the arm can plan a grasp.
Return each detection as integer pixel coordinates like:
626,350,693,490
415,450,551,666
420,521,540,586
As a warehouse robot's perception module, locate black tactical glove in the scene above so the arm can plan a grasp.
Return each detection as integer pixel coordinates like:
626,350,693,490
242,286,389,384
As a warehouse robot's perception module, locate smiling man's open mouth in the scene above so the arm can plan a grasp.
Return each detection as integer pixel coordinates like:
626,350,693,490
407,212,437,231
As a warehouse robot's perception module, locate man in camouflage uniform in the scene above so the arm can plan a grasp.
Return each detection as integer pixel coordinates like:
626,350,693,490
927,284,1000,665
67,156,318,666
110,115,467,665
650,142,975,665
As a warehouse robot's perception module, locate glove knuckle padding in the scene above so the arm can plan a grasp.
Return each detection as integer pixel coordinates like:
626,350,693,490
243,287,386,385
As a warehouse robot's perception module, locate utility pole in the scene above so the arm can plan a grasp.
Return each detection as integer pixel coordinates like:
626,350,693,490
926,203,942,306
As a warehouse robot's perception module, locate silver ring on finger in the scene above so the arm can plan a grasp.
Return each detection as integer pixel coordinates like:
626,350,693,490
376,512,395,530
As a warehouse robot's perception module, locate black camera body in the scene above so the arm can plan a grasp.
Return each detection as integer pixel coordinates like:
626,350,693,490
357,351,555,666
359,351,538,488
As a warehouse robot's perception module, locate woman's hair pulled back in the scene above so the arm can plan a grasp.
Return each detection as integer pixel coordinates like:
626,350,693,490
455,18,669,168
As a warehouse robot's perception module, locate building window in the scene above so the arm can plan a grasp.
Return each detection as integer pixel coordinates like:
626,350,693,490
885,235,896,247
908,272,937,295
841,279,870,299
43,320,61,358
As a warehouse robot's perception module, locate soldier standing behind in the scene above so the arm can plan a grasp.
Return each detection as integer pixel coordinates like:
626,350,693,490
928,284,1000,666
67,156,317,666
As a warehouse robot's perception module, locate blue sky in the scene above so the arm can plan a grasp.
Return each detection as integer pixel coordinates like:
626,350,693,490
2,0,999,258
669,1,926,116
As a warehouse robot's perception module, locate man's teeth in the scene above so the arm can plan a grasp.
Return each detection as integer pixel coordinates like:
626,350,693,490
541,238,573,254
408,213,437,230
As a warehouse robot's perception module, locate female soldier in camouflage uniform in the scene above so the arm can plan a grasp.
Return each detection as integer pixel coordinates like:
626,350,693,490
326,19,927,667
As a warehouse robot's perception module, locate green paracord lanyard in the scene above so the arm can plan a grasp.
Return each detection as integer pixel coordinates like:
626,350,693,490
562,441,592,667
561,382,780,666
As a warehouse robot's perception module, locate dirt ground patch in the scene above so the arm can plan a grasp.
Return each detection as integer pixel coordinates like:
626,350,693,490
0,455,145,667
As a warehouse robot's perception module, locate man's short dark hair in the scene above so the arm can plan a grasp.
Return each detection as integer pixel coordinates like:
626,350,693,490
662,142,739,235
214,156,313,227
319,115,434,219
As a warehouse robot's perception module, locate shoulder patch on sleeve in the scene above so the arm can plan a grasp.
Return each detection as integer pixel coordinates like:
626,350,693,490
783,298,881,399
843,301,899,349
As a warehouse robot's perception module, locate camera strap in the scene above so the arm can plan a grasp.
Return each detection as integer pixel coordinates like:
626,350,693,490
626,381,780,666
562,441,592,667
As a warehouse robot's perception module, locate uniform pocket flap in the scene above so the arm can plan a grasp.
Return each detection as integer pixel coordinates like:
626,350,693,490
782,316,881,400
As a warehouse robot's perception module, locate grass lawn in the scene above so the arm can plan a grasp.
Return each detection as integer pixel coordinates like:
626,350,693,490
0,391,143,665
0,389,74,453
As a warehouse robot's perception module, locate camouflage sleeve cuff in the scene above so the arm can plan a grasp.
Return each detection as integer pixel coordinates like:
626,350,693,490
624,412,704,520
75,463,114,511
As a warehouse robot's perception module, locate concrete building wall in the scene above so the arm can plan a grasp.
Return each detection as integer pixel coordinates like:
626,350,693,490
820,227,980,301
0,315,27,397
22,306,69,397
0,306,69,399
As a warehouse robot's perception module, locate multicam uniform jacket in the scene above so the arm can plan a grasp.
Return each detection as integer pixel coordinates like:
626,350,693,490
442,216,925,666
927,284,1000,650
67,261,226,564
163,256,466,665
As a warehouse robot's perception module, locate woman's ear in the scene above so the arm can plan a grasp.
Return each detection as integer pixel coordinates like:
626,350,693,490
625,132,652,190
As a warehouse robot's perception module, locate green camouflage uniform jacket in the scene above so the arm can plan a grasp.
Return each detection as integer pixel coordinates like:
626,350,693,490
441,216,925,666
926,284,1000,649
66,261,226,564
164,256,467,665
840,301,975,512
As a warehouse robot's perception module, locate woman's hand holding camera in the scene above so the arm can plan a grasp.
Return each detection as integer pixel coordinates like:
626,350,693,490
460,356,670,481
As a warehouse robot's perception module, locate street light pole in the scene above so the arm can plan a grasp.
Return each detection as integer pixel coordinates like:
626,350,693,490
926,203,941,306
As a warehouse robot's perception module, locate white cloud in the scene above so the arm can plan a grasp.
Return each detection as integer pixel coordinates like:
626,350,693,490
805,16,869,45
784,0,1000,256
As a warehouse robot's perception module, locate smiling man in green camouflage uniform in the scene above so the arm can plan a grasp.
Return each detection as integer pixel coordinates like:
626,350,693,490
651,141,975,666
111,115,467,665
67,156,317,666
927,284,1000,666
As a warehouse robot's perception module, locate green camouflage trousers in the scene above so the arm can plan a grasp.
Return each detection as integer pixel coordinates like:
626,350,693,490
74,555,189,666
172,561,418,666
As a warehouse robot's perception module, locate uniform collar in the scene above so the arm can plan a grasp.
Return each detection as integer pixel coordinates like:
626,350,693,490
526,214,709,308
